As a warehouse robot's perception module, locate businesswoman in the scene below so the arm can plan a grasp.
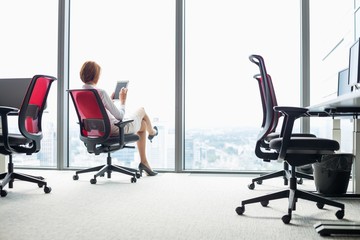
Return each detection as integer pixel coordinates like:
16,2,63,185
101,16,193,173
79,61,158,176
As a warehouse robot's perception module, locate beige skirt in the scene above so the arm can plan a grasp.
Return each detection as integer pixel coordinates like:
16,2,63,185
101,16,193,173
110,108,143,135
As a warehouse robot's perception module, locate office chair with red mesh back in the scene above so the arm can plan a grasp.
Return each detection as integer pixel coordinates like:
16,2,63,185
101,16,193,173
235,56,345,224
0,75,56,197
68,89,141,184
247,54,315,190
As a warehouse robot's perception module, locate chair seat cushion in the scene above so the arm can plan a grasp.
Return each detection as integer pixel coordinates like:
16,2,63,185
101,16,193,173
265,132,316,142
0,134,32,146
124,134,140,143
105,134,140,145
269,137,339,153
269,137,340,166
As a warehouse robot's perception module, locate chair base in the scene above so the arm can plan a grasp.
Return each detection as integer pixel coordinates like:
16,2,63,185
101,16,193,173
238,166,345,224
0,168,51,197
248,162,313,189
73,154,141,184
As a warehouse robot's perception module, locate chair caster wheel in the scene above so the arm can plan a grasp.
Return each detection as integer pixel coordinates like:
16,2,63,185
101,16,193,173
136,172,141,178
131,177,137,183
297,178,303,184
0,189,7,197
73,175,79,180
38,183,44,188
44,186,51,194
282,214,291,224
261,200,269,207
256,180,263,185
235,206,245,215
316,202,324,209
336,210,344,219
248,183,255,190
90,178,97,184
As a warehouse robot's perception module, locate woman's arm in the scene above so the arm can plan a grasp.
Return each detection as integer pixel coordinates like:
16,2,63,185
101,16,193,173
97,88,125,120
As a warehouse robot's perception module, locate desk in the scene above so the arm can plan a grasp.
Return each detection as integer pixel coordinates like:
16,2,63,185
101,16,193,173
309,90,360,194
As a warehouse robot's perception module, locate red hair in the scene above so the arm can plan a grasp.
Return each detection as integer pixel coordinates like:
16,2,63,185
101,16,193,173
80,61,101,84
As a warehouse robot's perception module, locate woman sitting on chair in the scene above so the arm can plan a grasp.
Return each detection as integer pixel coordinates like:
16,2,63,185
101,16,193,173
79,61,158,176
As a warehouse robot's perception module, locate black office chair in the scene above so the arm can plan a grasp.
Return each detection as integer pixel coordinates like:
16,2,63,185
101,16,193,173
68,89,141,184
248,54,314,190
235,59,345,224
0,75,56,197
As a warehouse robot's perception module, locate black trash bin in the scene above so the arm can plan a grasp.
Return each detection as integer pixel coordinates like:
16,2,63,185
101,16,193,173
313,153,354,194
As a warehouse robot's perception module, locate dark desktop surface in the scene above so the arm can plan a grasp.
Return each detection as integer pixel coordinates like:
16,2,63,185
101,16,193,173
0,78,31,109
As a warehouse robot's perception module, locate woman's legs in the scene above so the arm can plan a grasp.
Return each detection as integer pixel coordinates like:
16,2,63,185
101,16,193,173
133,107,157,172
134,107,157,136
136,119,150,167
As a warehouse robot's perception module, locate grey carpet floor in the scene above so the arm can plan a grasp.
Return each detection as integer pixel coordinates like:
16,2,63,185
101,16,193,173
1,170,360,240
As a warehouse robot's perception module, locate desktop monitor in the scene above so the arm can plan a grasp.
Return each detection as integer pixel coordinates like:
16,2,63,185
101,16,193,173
348,38,360,91
337,68,351,96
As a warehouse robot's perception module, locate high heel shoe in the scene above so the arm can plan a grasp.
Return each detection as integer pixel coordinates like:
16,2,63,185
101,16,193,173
139,163,158,176
148,126,158,142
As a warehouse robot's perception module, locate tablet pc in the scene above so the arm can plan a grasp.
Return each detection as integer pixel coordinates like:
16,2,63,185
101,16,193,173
114,80,129,99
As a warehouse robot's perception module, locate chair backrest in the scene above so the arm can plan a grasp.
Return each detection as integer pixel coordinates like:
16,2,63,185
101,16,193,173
254,74,281,133
68,89,111,144
250,54,281,133
253,74,267,129
18,75,57,152
249,55,278,161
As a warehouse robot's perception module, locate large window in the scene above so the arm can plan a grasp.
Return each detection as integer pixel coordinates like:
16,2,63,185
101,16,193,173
3,1,352,173
0,0,58,168
184,0,300,171
69,0,175,170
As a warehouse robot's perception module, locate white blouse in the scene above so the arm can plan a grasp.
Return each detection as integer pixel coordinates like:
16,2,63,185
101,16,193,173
82,84,125,125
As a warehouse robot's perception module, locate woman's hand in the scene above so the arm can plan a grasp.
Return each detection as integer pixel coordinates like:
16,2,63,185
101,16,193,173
119,87,128,105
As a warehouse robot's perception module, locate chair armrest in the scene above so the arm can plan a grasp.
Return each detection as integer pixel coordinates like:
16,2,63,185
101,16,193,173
274,106,306,139
114,119,134,148
0,106,19,115
115,119,134,128
0,106,19,153
273,106,309,160
273,106,308,118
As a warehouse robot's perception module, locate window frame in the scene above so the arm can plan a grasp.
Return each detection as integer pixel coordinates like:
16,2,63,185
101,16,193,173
60,0,311,173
